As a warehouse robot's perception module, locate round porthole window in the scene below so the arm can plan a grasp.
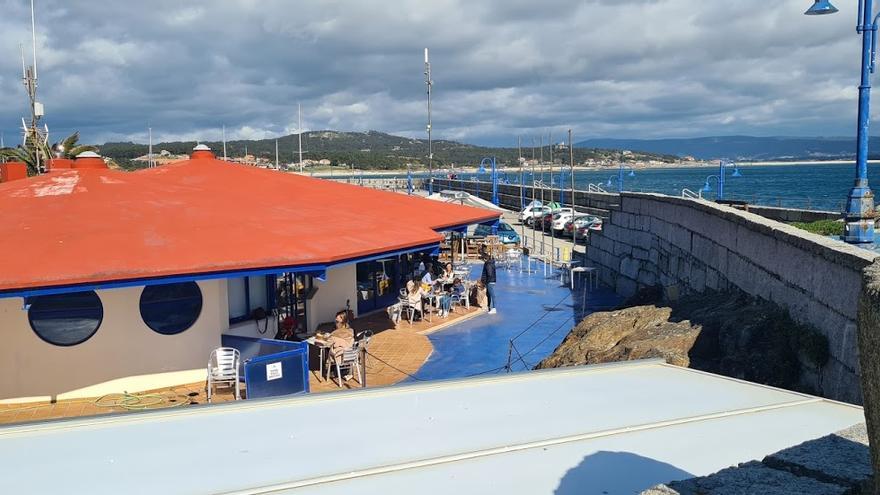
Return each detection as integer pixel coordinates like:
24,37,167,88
140,282,203,335
28,291,103,346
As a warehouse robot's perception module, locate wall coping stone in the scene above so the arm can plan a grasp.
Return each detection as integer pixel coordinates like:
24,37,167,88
622,192,878,271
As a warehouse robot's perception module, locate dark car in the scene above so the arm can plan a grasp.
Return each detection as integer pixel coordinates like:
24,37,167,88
474,222,521,244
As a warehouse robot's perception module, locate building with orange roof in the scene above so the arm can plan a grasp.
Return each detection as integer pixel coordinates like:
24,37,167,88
0,145,499,402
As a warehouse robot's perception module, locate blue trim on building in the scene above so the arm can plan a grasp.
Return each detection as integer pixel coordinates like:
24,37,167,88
0,242,443,300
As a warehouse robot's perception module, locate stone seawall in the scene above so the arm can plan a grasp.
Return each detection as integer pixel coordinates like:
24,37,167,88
586,192,877,403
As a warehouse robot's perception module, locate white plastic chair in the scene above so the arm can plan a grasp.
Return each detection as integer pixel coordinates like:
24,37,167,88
207,347,241,402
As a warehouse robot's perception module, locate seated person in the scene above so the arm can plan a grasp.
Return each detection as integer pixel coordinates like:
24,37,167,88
326,310,354,367
406,279,425,317
420,264,435,291
472,279,488,309
274,316,297,341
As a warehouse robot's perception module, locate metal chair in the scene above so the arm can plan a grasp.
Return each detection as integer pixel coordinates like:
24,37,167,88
398,296,417,325
207,347,241,402
333,341,363,388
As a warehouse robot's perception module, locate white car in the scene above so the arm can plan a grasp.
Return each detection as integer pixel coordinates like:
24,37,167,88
550,209,575,233
519,202,544,224
523,206,551,227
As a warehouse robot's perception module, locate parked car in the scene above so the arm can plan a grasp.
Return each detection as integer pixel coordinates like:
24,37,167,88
518,201,544,224
474,221,521,245
551,211,577,234
575,218,603,242
523,206,550,227
526,206,551,227
542,208,573,234
563,214,600,234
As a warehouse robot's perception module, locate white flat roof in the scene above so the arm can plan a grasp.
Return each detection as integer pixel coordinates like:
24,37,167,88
0,360,863,494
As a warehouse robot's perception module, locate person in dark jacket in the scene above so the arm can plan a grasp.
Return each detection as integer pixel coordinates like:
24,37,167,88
480,246,497,314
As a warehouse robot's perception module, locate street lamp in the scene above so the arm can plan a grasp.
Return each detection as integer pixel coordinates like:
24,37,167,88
700,160,741,200
606,163,636,191
806,0,875,243
479,156,499,205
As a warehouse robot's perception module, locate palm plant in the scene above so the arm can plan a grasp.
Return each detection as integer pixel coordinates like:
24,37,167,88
0,133,52,176
0,131,96,175
53,131,97,159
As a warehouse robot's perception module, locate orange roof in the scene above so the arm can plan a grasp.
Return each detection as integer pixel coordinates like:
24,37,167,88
0,152,498,296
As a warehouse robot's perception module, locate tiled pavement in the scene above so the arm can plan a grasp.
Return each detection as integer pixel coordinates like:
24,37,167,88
0,305,483,425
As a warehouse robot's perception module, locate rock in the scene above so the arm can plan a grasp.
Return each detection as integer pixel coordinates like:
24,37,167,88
536,305,699,368
668,461,849,495
763,424,872,492
537,291,830,396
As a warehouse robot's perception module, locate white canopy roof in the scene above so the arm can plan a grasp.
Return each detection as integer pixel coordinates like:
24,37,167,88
427,189,505,214
0,360,863,494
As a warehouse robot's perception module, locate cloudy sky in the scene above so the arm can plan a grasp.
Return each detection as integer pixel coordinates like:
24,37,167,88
0,0,868,146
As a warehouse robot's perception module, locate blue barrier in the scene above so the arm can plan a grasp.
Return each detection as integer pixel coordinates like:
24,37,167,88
220,334,310,399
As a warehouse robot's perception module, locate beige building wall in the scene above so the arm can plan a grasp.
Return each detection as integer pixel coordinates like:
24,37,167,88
0,280,228,402
307,264,359,331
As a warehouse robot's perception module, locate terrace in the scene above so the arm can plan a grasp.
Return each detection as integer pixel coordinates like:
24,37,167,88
0,258,620,425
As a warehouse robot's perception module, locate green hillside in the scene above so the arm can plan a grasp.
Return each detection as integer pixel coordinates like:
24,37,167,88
99,130,680,171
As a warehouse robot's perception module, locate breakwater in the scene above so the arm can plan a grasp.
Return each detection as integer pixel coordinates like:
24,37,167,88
587,193,876,404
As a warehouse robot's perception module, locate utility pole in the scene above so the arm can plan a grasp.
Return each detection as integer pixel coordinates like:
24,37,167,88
148,126,153,168
425,48,433,194
275,139,279,169
222,125,227,161
569,129,576,258
298,103,304,173
539,135,544,205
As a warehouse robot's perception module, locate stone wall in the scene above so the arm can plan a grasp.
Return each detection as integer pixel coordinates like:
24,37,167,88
586,192,878,404
730,204,842,223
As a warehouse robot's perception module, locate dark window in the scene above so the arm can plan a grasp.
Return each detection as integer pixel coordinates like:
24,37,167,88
28,291,103,346
140,282,203,335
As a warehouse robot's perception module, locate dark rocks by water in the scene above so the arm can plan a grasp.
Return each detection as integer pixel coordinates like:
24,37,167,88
536,291,830,395
641,424,872,495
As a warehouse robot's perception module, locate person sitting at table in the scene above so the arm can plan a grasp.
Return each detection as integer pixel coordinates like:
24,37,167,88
274,316,297,341
406,279,426,319
421,263,435,292
326,311,355,378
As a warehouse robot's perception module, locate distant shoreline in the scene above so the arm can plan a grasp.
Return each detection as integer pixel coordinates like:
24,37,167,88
300,159,880,177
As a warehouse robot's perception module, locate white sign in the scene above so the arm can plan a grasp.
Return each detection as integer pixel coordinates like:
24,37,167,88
266,362,283,381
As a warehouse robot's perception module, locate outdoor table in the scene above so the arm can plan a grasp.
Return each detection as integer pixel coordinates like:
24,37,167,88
305,336,331,380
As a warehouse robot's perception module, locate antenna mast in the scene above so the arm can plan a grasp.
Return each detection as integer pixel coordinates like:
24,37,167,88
425,48,433,194
275,138,279,169
298,103,303,173
222,125,227,161
148,126,153,168
22,0,45,174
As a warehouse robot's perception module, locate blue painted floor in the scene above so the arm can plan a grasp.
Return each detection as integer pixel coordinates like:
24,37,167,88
409,261,624,381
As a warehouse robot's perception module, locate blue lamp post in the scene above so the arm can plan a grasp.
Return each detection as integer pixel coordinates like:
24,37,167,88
407,164,413,195
806,0,875,243
606,163,636,191
479,157,499,205
701,160,741,200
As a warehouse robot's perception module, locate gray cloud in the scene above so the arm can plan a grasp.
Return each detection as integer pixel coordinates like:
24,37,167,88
0,0,868,146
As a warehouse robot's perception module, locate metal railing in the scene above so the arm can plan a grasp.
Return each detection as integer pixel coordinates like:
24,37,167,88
587,183,607,193
681,188,703,200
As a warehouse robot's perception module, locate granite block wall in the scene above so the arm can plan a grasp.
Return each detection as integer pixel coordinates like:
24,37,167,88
586,192,878,404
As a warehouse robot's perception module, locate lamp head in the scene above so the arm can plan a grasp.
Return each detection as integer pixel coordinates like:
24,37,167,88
628,170,636,177
731,167,742,178
702,181,712,193
606,179,613,187
804,0,838,15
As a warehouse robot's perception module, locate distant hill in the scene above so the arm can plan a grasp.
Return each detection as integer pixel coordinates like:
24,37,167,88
574,136,878,161
100,130,679,170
